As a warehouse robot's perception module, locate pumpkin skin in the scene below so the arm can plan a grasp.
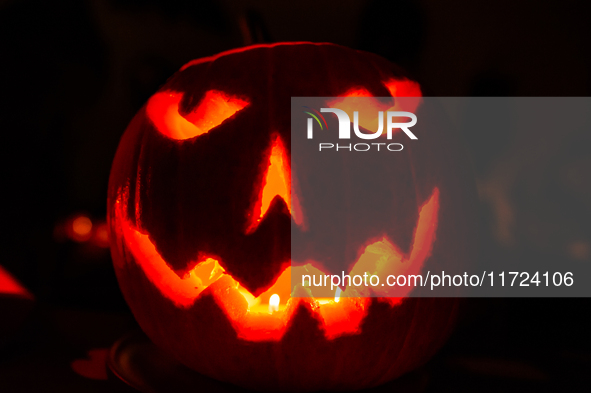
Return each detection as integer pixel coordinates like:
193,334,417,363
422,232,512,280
108,43,476,391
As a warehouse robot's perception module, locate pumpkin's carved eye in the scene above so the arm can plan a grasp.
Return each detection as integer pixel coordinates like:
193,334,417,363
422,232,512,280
327,80,422,137
147,90,249,140
384,79,421,98
339,78,421,99
383,78,421,114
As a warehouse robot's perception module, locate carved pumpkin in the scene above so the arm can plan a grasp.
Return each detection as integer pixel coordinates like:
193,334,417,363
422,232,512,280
108,43,476,391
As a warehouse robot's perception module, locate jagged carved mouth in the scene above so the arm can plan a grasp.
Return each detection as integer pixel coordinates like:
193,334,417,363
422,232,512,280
113,186,439,342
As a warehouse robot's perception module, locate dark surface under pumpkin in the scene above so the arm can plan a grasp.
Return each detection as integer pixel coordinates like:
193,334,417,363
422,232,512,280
108,43,477,391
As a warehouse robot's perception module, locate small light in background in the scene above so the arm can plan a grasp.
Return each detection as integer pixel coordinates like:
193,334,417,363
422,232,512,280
69,215,93,242
54,214,110,248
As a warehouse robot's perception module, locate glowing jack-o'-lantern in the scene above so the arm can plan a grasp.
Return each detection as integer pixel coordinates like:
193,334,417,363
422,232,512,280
108,43,476,391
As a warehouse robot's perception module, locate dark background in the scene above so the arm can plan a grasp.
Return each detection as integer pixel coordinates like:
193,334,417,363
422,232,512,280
0,0,590,392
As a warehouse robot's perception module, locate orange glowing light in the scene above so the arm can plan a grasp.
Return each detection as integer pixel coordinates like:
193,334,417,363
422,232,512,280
384,79,421,98
343,88,372,97
147,90,249,140
260,137,290,216
247,136,302,232
71,216,92,242
350,188,439,301
114,185,439,342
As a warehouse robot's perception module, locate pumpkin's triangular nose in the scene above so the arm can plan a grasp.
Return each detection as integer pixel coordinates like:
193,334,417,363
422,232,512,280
246,135,303,233
260,136,290,216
